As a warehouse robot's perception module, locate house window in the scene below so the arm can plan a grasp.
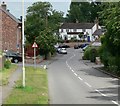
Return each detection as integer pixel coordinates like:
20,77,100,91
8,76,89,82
66,29,69,32
73,29,77,32
82,29,85,32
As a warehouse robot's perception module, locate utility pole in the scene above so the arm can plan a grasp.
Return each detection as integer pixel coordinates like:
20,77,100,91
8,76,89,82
22,0,25,87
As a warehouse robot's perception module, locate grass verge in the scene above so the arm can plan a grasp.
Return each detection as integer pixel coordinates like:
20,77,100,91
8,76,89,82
0,64,18,85
4,66,49,104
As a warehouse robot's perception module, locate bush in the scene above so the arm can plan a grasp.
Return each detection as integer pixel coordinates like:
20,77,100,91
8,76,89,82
90,48,98,62
4,60,11,69
108,56,120,75
83,46,99,62
83,46,91,60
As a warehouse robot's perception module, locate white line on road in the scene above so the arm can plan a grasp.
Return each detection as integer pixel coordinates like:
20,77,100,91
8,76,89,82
112,100,120,106
84,82,92,88
78,77,83,81
95,89,107,97
74,73,78,76
71,70,74,72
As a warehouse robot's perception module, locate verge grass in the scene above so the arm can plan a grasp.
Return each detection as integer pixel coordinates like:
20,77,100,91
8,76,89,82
4,66,49,104
0,64,18,85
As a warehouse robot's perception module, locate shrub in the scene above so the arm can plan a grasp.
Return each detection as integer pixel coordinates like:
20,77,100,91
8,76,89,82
83,46,99,62
83,46,91,60
4,60,11,69
90,48,98,62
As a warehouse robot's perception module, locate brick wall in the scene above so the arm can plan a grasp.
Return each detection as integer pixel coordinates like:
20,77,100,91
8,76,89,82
2,10,22,53
0,8,3,69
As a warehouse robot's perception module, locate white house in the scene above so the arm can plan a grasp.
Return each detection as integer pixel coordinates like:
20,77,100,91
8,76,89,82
59,22,101,42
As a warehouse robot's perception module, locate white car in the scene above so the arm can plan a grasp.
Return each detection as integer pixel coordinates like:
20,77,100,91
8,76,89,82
59,48,67,54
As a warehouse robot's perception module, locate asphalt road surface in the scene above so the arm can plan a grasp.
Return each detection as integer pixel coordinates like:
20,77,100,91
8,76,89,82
47,48,119,105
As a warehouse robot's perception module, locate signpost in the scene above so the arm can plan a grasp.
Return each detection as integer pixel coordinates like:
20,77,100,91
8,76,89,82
32,42,38,68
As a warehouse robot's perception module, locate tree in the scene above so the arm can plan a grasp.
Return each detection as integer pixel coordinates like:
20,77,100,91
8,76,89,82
99,2,120,74
66,1,102,23
25,2,63,58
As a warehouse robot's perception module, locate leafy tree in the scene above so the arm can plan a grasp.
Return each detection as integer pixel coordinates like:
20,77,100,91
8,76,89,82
25,2,63,58
66,1,102,23
99,2,120,74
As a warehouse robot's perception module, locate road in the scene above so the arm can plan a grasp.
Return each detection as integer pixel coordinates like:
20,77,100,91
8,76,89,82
47,48,119,105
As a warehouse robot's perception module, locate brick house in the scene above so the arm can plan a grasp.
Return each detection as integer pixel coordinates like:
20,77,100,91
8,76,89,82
0,2,22,69
0,2,22,53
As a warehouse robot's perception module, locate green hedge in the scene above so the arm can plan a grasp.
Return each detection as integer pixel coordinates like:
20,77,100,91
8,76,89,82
83,46,99,62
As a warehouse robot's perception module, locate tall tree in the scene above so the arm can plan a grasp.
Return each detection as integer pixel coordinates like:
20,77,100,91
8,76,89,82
99,2,120,73
66,1,102,23
25,2,63,58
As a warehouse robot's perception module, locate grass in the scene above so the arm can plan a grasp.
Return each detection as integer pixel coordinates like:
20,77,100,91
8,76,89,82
0,64,18,85
4,66,49,104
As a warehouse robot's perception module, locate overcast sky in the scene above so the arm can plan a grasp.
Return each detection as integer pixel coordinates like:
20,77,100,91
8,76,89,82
0,0,71,18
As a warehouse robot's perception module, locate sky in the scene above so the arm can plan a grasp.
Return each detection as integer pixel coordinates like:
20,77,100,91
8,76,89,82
0,0,71,18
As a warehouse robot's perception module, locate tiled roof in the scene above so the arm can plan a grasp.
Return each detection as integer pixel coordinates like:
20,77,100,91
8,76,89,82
93,29,103,35
60,23,95,29
0,6,21,23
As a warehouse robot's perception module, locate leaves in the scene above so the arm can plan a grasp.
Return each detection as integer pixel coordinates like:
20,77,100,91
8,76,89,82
25,1,63,57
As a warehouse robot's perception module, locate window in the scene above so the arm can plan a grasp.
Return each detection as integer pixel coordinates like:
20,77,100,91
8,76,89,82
73,29,77,32
66,29,69,32
82,29,85,32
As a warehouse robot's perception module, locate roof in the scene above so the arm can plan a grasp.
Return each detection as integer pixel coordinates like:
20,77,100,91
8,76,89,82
93,29,103,36
0,6,21,24
60,23,95,29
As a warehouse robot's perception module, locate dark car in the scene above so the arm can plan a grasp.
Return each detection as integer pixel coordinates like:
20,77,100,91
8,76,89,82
79,43,89,48
59,44,70,48
5,51,22,63
74,44,79,49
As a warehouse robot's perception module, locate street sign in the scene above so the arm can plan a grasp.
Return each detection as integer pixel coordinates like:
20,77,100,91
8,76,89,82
32,42,38,48
32,42,38,68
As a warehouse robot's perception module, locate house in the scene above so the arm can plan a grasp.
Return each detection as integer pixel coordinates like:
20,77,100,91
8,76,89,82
0,2,22,53
59,22,101,42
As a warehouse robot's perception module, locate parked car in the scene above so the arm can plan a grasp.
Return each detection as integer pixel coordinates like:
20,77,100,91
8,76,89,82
59,44,70,48
82,45,89,51
4,50,22,63
58,48,67,54
60,48,67,54
79,43,89,48
74,44,79,49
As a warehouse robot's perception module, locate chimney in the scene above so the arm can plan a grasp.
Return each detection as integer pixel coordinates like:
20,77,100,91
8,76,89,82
1,2,7,10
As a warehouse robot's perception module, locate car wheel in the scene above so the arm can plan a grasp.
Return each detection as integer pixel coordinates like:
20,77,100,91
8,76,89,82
14,59,18,63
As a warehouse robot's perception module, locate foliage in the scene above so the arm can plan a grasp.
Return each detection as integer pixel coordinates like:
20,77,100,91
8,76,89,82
66,1,102,23
71,36,77,42
99,2,120,74
25,1,63,58
4,66,49,104
83,46,99,62
0,64,18,85
35,29,57,59
4,60,11,69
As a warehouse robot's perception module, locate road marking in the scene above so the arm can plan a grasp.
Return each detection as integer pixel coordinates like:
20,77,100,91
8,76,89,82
78,77,83,81
95,89,107,97
84,82,92,88
74,73,78,76
71,70,74,72
111,100,120,106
